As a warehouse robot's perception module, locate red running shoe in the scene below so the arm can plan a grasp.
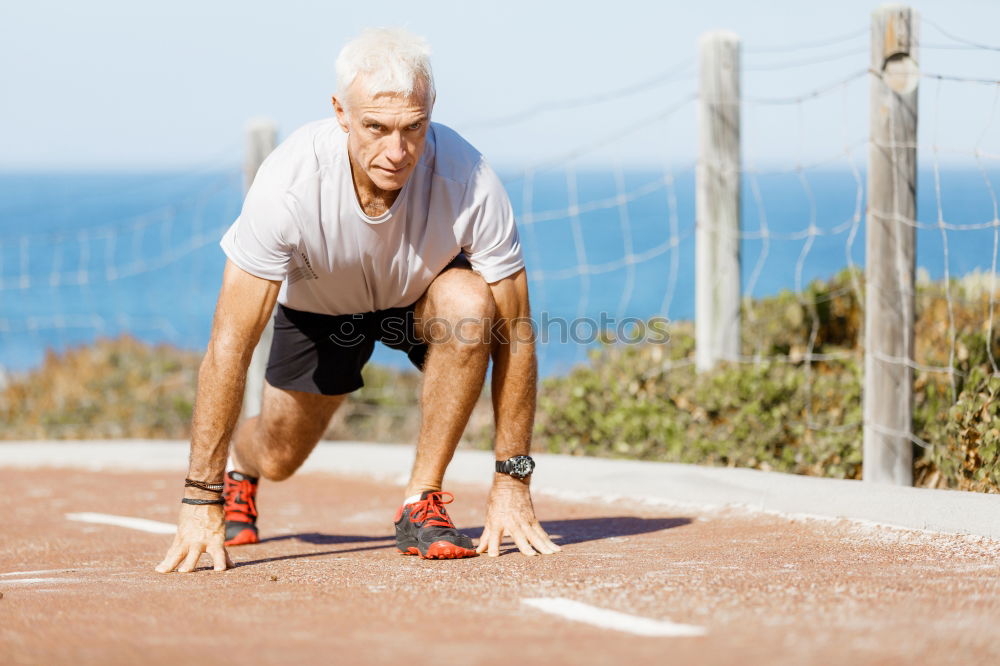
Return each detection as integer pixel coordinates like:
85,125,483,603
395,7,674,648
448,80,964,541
394,491,477,559
223,470,259,546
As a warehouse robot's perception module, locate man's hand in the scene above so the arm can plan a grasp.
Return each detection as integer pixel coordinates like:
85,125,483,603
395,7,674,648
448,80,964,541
476,476,561,557
155,503,233,573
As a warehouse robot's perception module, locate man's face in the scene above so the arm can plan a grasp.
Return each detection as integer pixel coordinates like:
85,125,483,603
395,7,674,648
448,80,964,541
333,77,432,193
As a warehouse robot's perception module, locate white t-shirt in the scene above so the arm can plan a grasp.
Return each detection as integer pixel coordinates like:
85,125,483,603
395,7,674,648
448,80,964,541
220,119,524,315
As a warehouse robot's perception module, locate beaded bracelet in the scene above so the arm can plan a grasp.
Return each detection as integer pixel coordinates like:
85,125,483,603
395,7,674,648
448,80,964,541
184,478,224,493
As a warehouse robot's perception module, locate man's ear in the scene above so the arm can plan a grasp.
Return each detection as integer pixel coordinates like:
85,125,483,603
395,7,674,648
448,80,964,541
332,95,350,133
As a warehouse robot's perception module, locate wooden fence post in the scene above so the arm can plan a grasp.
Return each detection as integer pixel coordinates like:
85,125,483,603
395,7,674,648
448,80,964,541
242,118,277,419
696,30,742,372
864,5,919,485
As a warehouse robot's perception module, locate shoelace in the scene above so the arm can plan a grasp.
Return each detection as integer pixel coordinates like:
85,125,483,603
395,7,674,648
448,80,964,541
224,478,257,518
408,491,456,528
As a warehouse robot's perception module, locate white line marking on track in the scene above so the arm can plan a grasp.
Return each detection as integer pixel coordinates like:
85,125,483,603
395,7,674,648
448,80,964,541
0,569,76,577
522,598,707,637
65,512,176,534
0,578,85,585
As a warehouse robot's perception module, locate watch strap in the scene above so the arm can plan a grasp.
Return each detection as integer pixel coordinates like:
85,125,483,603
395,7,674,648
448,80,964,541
495,455,534,479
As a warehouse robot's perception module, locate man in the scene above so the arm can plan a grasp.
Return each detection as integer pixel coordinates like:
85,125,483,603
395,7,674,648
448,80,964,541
156,27,559,572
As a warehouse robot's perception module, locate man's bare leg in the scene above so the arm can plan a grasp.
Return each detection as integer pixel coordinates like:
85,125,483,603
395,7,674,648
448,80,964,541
404,267,495,498
230,382,345,481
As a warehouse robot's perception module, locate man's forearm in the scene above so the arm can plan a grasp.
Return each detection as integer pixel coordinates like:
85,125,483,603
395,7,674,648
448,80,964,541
185,344,254,488
490,328,537,461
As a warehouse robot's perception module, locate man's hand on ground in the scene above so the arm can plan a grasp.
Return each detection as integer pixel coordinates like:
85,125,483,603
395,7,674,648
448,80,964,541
476,477,561,557
155,503,233,573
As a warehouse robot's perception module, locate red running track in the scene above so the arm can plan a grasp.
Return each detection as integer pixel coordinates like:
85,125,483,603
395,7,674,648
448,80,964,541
2,468,999,665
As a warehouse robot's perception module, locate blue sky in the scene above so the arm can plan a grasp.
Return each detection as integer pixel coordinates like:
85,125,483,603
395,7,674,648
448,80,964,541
2,0,999,170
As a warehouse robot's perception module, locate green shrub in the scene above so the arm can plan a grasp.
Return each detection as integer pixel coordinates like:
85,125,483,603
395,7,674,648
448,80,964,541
5,270,999,494
529,333,864,479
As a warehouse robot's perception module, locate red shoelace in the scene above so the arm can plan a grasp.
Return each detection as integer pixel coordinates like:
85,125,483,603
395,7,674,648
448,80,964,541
224,478,257,519
407,491,456,528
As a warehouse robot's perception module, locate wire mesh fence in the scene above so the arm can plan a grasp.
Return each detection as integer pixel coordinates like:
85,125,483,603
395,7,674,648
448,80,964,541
2,7,999,490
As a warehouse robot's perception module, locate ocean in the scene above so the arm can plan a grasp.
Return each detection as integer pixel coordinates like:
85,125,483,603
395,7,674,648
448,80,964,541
1,166,998,377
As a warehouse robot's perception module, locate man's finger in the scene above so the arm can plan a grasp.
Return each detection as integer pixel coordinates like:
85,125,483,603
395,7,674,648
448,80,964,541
154,544,186,574
476,526,491,554
527,530,559,555
487,526,502,557
530,523,562,554
208,544,230,572
509,525,537,557
176,546,204,573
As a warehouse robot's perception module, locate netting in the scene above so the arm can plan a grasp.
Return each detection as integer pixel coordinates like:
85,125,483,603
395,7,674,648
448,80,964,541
0,169,242,374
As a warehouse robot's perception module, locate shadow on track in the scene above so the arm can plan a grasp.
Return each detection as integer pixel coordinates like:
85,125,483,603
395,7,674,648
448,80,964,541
232,516,691,568
457,516,692,544
539,516,693,546
258,533,393,546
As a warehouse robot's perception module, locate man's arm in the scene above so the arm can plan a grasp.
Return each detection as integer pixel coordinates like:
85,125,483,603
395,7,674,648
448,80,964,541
476,268,561,557
155,259,281,573
489,268,537,459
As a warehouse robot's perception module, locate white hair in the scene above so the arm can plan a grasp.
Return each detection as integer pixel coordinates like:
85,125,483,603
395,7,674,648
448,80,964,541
335,27,435,106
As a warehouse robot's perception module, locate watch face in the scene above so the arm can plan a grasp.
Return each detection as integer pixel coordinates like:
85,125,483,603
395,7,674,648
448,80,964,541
509,456,535,478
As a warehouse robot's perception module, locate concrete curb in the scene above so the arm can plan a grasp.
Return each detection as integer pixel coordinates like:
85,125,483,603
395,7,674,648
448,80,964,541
2,440,999,539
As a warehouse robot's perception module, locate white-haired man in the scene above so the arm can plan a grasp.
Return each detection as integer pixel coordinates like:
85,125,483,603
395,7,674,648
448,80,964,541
156,28,559,572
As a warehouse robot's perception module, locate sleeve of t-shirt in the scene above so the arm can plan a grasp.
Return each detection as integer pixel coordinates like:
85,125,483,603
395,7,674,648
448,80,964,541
219,164,298,282
460,159,525,284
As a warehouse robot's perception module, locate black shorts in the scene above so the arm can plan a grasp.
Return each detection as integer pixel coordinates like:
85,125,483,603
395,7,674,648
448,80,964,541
265,302,428,396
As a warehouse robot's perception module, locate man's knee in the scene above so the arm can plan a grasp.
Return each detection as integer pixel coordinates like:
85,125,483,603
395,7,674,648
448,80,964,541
246,384,345,481
256,456,297,482
253,431,314,481
251,398,333,481
423,272,496,347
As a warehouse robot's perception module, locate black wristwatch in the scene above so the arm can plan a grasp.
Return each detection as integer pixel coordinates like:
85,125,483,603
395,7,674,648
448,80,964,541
496,455,535,479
